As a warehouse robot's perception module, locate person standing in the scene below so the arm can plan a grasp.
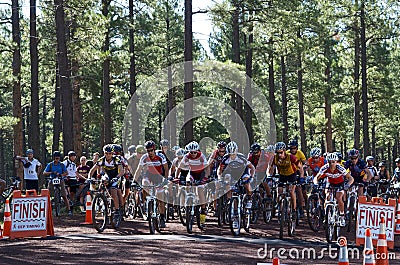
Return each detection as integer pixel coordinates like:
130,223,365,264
63,151,79,207
15,149,42,192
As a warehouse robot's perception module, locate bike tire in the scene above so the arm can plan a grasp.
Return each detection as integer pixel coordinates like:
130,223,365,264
92,194,108,233
54,188,61,217
216,196,224,227
196,206,203,230
178,191,187,226
262,197,272,224
229,197,241,236
250,194,260,224
325,204,337,243
307,194,321,232
186,206,194,234
124,192,136,219
148,200,156,234
279,198,287,240
288,199,296,236
346,195,356,232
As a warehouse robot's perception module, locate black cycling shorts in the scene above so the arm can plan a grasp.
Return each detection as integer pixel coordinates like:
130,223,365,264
65,178,79,193
278,173,296,187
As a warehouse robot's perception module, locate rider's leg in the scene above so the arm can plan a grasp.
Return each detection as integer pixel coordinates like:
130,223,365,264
336,192,345,214
110,188,120,209
290,185,297,211
61,182,71,212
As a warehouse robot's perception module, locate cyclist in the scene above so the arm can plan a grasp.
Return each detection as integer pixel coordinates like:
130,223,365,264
392,158,400,182
63,151,79,209
133,140,168,228
344,149,373,197
76,156,90,211
287,139,307,217
43,151,72,215
207,141,227,179
247,143,273,199
268,142,304,217
218,141,255,207
335,152,345,166
157,139,173,169
169,148,188,184
89,144,125,218
176,141,209,225
307,147,327,178
315,153,354,226
365,156,379,197
112,144,133,206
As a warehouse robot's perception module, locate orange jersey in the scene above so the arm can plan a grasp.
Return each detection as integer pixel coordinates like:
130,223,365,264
308,157,326,176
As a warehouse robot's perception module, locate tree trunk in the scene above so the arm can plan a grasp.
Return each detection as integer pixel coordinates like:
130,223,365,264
371,123,376,157
297,30,307,153
353,0,361,149
232,0,241,141
29,0,40,156
54,0,73,155
280,56,289,143
72,61,82,157
129,0,139,146
102,0,112,145
52,67,61,152
325,63,333,152
41,92,47,164
12,0,23,177
360,0,369,157
244,19,253,144
184,0,193,143
268,41,276,140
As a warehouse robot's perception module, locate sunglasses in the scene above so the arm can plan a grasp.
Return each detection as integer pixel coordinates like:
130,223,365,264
328,160,337,163
190,151,198,155
276,151,284,155
218,150,226,153
147,149,155,153
350,157,358,160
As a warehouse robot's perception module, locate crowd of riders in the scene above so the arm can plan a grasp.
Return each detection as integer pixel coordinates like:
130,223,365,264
3,138,400,233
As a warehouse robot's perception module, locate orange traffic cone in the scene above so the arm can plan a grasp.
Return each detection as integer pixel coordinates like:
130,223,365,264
81,192,93,225
395,202,400,234
376,217,389,265
338,237,349,265
0,224,3,239
272,257,280,265
364,228,376,265
3,199,11,237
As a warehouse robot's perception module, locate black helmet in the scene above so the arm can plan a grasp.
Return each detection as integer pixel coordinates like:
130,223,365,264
335,152,343,161
145,140,156,150
217,141,226,149
112,144,122,153
348,148,359,158
103,144,113,153
128,145,136,153
68,150,76,157
53,151,62,158
250,143,261,153
26,149,34,155
395,158,400,163
378,162,385,167
288,139,298,148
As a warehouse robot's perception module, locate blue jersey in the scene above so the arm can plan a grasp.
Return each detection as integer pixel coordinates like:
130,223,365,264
344,159,367,182
44,161,67,178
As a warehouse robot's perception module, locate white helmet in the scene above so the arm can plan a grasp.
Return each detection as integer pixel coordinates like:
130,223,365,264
326,153,338,161
266,145,275,153
366,156,374,161
274,142,286,152
310,147,322,157
226,141,238,154
185,141,199,152
175,148,185,157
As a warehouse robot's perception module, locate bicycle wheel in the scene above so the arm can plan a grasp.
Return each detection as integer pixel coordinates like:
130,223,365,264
325,205,337,243
262,197,273,223
346,195,356,232
307,194,321,232
216,196,224,227
196,206,203,230
250,194,260,224
229,197,241,236
279,198,287,239
186,206,194,234
148,200,156,234
124,192,136,219
92,194,108,233
54,188,61,217
288,200,296,236
178,191,187,225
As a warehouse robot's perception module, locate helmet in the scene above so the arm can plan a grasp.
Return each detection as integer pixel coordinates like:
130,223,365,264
266,145,275,153
310,147,321,157
136,145,146,154
128,145,136,153
103,144,113,153
274,142,286,152
145,140,156,150
250,143,261,153
68,150,76,157
366,156,374,161
112,144,122,153
395,158,400,163
217,141,226,149
175,148,185,157
288,139,298,148
53,151,62,158
348,148,359,158
26,149,34,155
326,153,338,161
185,141,200,152
335,152,343,161
172,145,180,151
160,139,169,147
378,162,385,167
226,141,238,154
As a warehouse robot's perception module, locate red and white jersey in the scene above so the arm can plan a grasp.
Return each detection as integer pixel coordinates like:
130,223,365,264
139,153,167,175
318,164,347,185
179,152,207,174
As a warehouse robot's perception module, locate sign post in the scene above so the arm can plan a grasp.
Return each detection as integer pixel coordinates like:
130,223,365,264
356,196,396,249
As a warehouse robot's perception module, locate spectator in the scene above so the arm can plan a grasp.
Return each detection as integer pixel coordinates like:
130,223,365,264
76,156,91,211
15,149,42,192
64,151,79,207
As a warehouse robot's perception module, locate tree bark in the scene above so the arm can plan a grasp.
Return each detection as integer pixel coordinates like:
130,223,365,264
102,0,112,145
297,30,307,153
281,56,289,144
129,0,139,146
52,67,61,152
41,92,47,164
29,0,40,156
184,0,193,143
324,62,333,152
244,19,253,144
12,0,23,177
54,0,74,155
232,0,241,140
268,41,276,139
353,0,361,149
72,61,82,157
360,0,369,157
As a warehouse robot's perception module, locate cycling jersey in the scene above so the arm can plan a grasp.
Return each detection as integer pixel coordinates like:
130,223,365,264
219,153,251,179
367,166,378,180
247,150,272,172
172,157,189,171
96,156,121,179
272,154,298,176
318,164,347,185
287,150,306,163
344,159,367,182
77,165,90,184
139,153,166,175
63,159,77,180
21,158,41,180
157,150,173,168
209,149,225,176
307,157,327,177
180,152,207,174
394,168,400,181
378,168,388,180
44,161,67,178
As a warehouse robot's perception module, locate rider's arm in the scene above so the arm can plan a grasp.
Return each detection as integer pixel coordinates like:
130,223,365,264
296,160,304,178
345,172,354,186
248,162,255,178
364,167,373,182
385,170,390,180
88,164,100,179
267,158,275,176
117,164,124,178
133,164,143,182
162,163,168,178
169,164,176,177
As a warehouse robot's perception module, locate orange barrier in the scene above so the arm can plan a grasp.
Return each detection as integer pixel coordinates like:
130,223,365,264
376,218,389,265
338,237,349,265
81,192,93,225
364,228,376,265
3,199,11,237
356,196,396,249
395,200,400,235
272,257,280,265
9,189,54,239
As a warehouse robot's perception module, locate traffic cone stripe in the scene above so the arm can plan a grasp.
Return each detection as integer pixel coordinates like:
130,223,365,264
377,240,387,247
338,236,349,265
81,192,93,225
376,218,389,265
3,199,11,237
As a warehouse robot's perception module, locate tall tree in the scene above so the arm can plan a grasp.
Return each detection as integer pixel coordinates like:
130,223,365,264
184,0,193,143
54,0,74,154
244,14,254,144
280,56,288,143
360,0,369,156
129,0,139,145
52,67,61,152
102,0,112,145
29,0,40,156
353,0,361,149
297,29,307,152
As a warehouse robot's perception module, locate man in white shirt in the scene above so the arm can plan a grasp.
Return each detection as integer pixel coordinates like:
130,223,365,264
15,149,42,192
63,151,78,206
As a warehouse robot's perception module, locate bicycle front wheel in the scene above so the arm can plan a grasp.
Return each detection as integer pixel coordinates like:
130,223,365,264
307,194,321,232
279,198,288,239
229,197,241,236
325,205,337,243
92,194,108,233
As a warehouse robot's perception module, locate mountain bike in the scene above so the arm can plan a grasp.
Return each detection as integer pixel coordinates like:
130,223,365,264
324,186,342,243
228,179,251,236
278,181,297,239
181,180,203,234
142,183,165,234
0,176,21,217
307,182,325,232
